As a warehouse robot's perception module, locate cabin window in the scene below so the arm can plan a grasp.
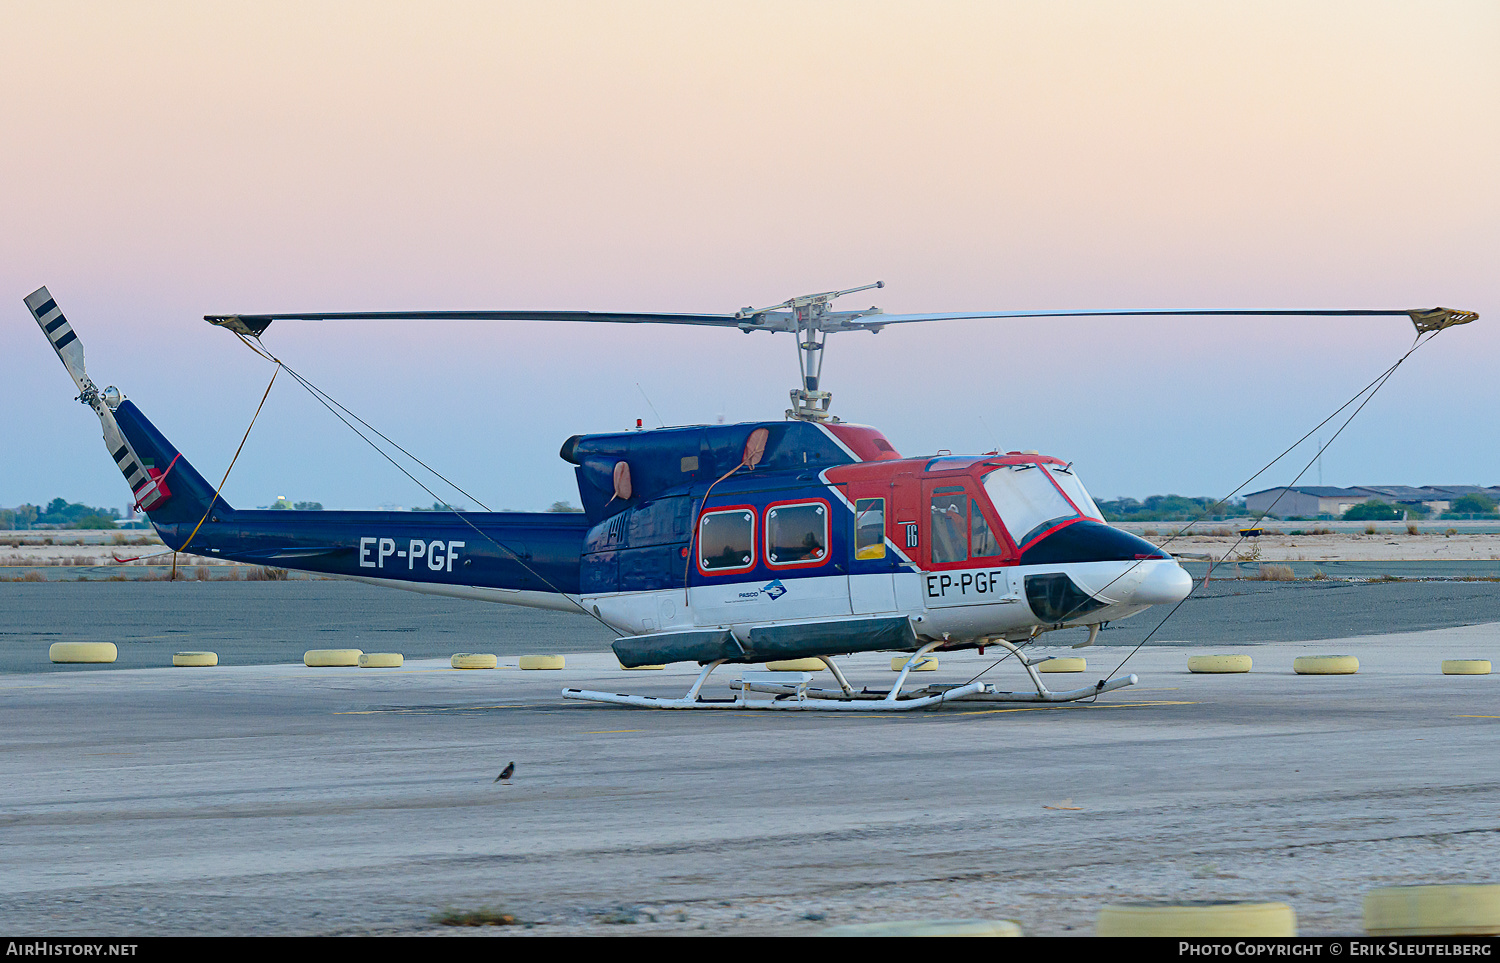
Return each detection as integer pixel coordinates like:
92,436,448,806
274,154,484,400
766,501,828,567
930,487,968,564
699,509,755,572
854,498,886,560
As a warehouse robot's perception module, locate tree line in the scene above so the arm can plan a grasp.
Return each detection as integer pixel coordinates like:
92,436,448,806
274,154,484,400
1096,495,1248,522
1,498,124,530
1342,493,1497,521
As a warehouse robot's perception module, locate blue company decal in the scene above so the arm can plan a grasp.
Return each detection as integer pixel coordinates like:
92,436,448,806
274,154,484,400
734,579,787,601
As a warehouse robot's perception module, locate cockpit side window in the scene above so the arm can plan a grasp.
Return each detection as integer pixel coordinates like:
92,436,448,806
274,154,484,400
854,498,887,560
930,486,968,564
970,498,1002,557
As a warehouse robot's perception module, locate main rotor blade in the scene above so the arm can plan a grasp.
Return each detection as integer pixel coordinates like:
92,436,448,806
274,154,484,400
842,307,1478,335
204,309,746,338
206,305,1478,339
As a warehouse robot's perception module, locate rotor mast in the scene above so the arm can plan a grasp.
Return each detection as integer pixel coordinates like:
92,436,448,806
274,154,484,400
736,281,885,423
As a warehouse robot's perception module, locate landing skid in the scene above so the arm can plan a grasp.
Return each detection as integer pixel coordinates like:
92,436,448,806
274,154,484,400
562,640,1138,711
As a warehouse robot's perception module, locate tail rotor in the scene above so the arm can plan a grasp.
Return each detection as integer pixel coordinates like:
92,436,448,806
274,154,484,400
25,287,171,512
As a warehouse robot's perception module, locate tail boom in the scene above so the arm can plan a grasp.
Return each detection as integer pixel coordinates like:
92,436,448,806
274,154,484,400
29,286,588,609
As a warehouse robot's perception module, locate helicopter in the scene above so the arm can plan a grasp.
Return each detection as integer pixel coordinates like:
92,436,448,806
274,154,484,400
26,283,1477,710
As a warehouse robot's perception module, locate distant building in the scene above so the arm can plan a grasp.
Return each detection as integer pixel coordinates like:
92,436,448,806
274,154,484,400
1418,485,1500,512
1244,487,1370,518
1351,485,1450,513
1244,484,1495,518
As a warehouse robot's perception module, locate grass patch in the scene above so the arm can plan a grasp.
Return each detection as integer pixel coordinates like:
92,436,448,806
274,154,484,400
1250,563,1295,581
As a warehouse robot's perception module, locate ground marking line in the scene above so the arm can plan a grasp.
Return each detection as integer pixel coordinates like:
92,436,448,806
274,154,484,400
953,700,1197,717
334,703,547,714
1458,715,1500,719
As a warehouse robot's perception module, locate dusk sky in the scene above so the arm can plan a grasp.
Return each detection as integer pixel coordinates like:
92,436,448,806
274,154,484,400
4,1,1497,514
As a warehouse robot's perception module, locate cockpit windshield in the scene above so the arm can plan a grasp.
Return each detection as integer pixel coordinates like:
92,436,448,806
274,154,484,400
982,463,1105,548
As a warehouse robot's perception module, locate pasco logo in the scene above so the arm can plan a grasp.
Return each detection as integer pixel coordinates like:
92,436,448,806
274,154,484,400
733,579,789,602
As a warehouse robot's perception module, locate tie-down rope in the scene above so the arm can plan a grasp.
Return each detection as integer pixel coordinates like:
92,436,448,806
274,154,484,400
220,333,622,634
958,326,1446,698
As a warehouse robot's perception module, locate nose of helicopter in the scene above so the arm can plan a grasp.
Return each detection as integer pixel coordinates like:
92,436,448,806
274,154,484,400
1131,560,1194,606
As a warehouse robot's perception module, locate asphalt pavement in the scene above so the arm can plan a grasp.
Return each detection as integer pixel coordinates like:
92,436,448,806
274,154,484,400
3,578,1500,672
1,631,1495,935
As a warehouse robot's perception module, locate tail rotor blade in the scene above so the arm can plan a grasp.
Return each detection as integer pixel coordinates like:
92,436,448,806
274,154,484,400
25,286,92,397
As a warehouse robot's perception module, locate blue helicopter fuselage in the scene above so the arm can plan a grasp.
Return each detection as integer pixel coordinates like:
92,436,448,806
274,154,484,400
114,398,1191,659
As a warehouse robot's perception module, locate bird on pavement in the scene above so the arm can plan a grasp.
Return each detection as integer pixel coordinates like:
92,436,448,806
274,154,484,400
494,762,515,783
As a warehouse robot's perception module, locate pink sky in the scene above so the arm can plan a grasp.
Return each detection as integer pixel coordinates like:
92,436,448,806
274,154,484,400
4,1,1497,512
